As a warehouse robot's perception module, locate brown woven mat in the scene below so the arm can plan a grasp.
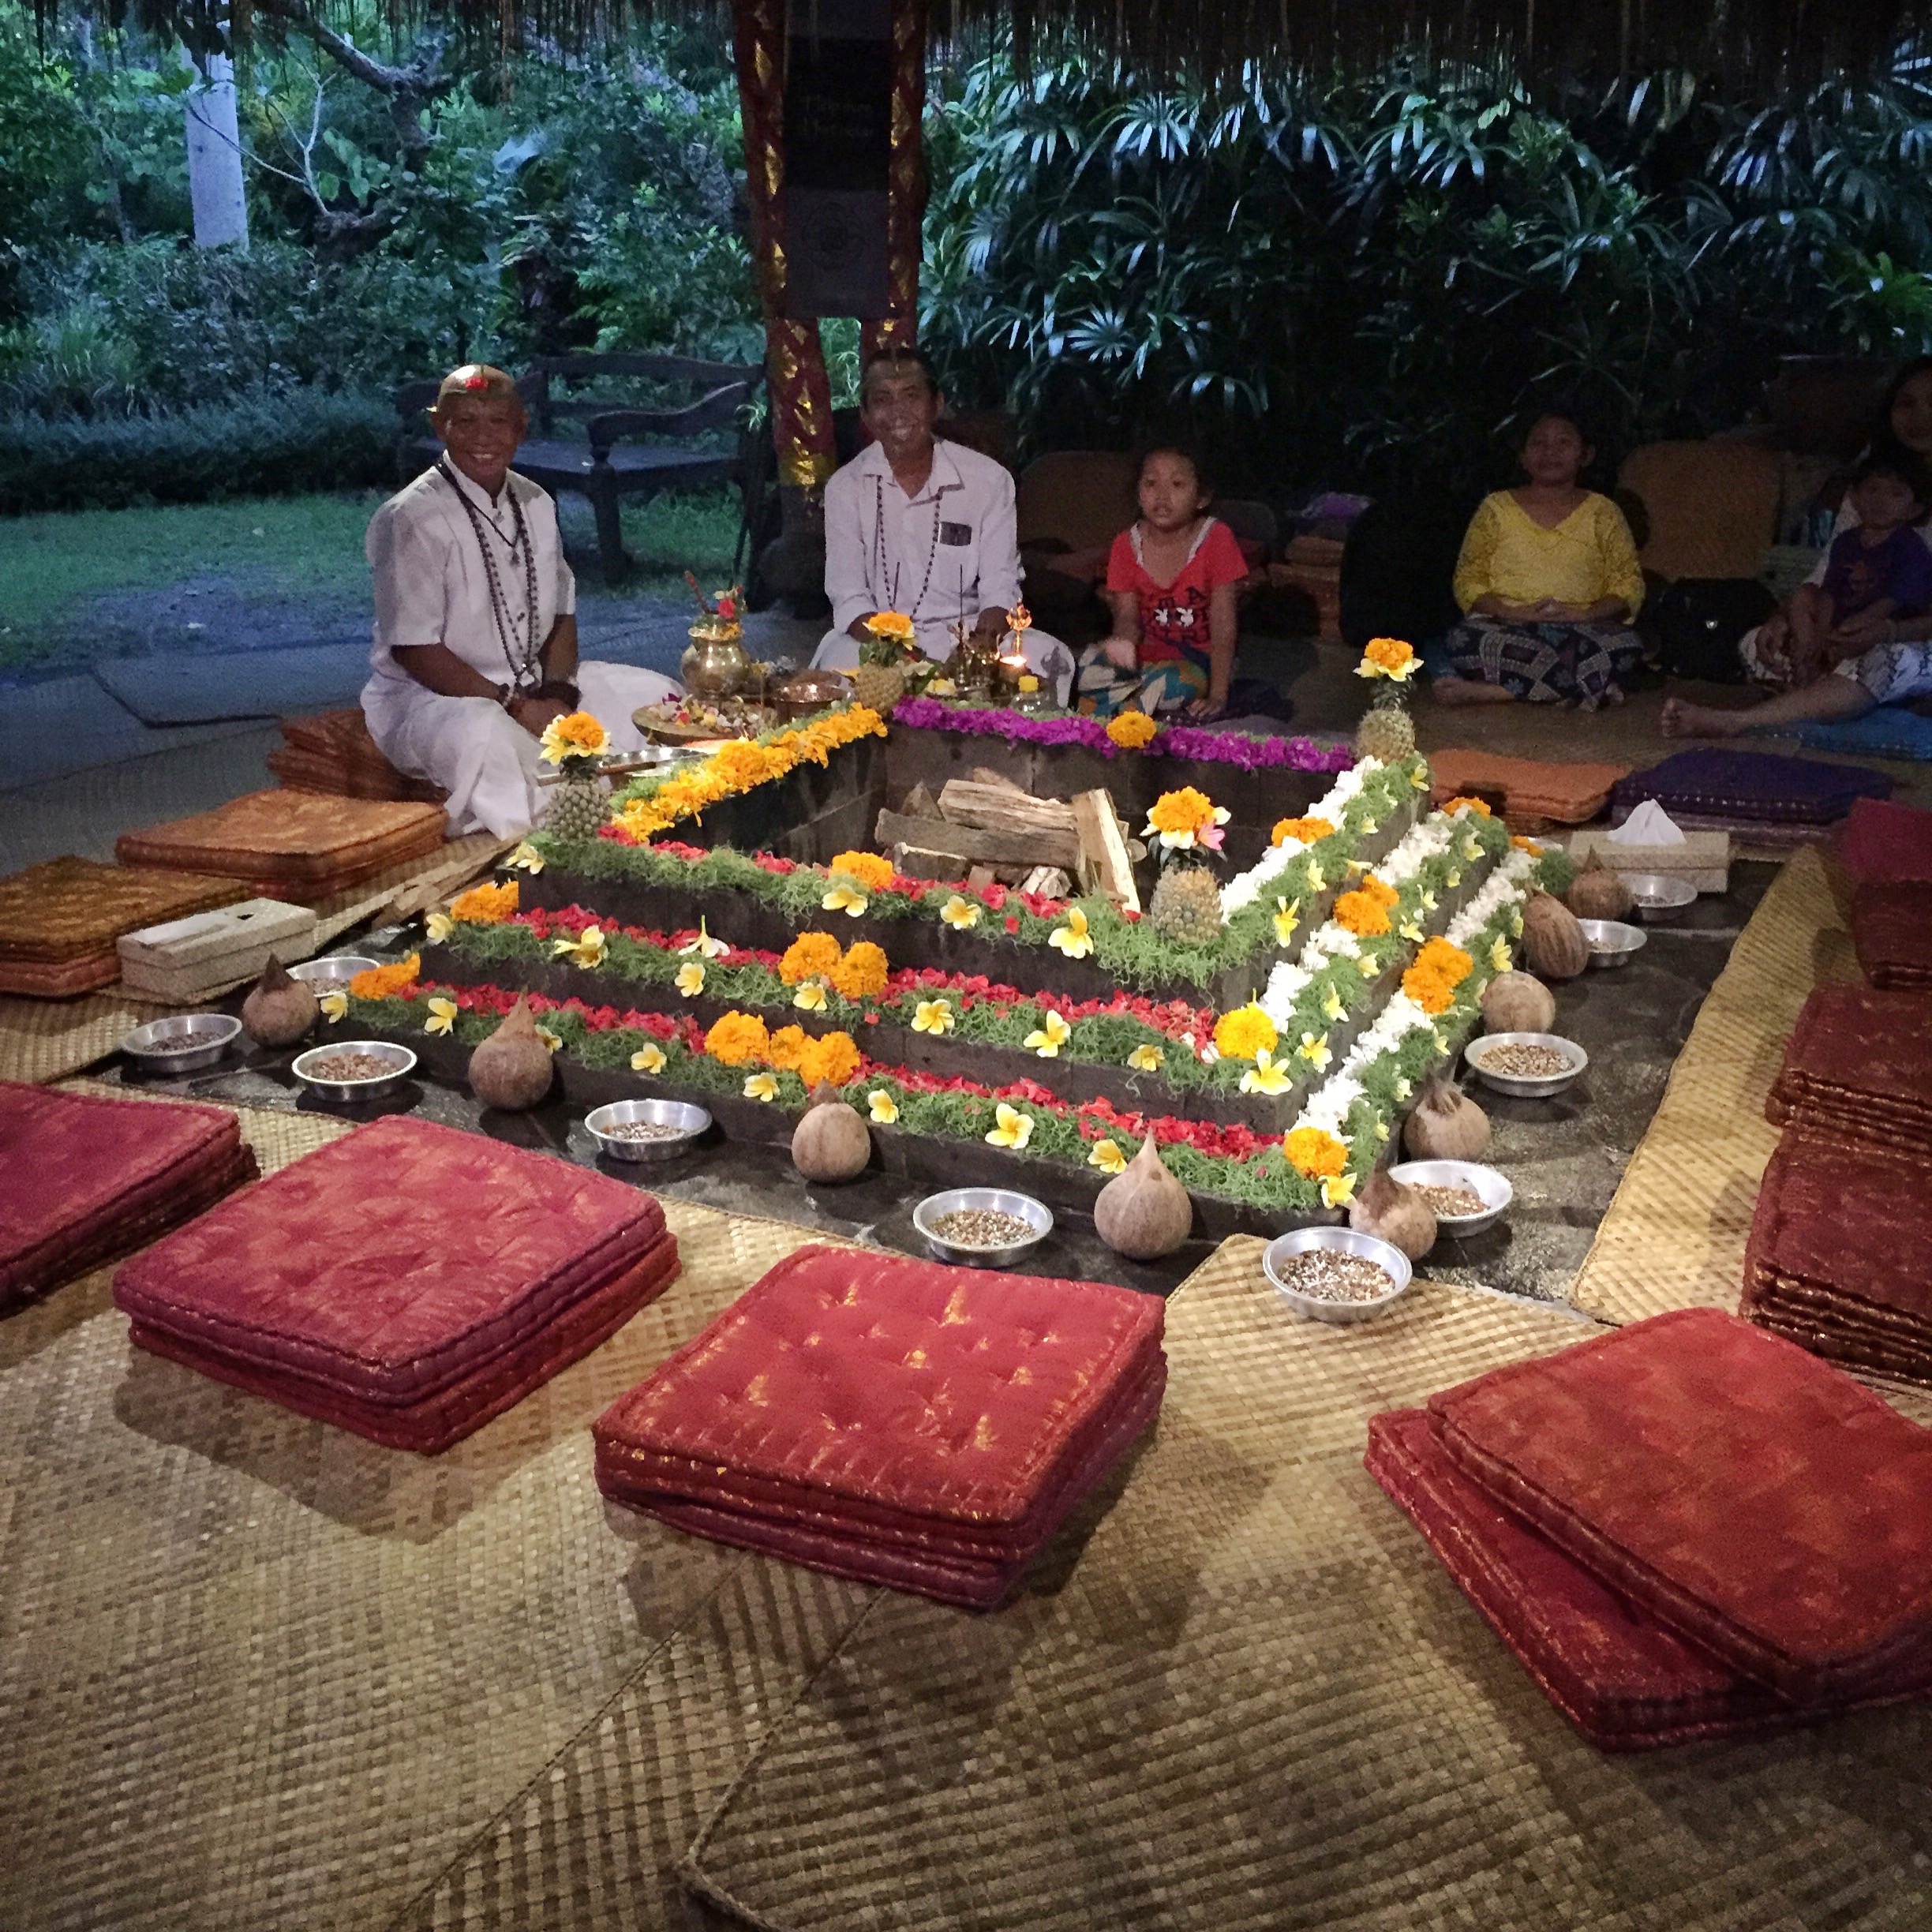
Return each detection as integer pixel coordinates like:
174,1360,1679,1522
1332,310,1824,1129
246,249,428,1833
0,991,188,1086
1567,847,1860,1327
0,1199,869,1932
683,1242,1932,1932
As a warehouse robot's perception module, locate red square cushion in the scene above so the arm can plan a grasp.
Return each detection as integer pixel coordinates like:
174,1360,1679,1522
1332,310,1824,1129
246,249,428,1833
115,1115,672,1417
1851,881,1932,990
1,1082,255,1309
594,1245,1165,1556
1838,797,1932,886
1366,1409,1795,1750
1768,983,1932,1140
1428,1309,1932,1704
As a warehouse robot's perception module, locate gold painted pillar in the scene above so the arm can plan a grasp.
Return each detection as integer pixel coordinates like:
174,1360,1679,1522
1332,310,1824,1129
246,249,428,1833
861,0,928,362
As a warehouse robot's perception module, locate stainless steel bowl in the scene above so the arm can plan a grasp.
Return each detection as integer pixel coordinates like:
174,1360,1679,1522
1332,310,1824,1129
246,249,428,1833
1578,918,1646,970
287,955,377,987
121,1012,242,1073
912,1187,1053,1267
585,1097,712,1163
1464,1031,1588,1099
1388,1159,1513,1241
1619,872,1697,920
290,1038,417,1101
1262,1226,1413,1325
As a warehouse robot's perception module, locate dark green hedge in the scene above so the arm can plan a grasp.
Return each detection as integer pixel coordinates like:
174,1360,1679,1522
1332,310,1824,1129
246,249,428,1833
0,391,395,514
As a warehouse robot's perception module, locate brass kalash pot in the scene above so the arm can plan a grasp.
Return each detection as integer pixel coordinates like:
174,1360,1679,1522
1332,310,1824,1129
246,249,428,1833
680,582,751,702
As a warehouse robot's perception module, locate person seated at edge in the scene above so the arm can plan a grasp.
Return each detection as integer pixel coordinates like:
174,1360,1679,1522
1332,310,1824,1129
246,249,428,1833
1434,409,1646,710
1664,356,1932,738
1075,444,1247,721
812,345,1074,702
361,363,680,838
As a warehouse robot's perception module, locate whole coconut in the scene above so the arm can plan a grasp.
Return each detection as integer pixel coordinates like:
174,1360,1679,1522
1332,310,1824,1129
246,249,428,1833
1349,1167,1437,1260
467,996,555,1110
1094,1134,1193,1260
1481,969,1557,1036
1522,891,1589,981
792,1083,871,1182
1566,851,1634,923
242,955,318,1048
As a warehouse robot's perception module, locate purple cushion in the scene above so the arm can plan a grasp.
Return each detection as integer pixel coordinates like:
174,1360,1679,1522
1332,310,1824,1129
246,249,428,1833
1612,749,1891,826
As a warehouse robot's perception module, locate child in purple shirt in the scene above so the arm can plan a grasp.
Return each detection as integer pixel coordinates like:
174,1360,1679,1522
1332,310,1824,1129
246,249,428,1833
1788,451,1932,680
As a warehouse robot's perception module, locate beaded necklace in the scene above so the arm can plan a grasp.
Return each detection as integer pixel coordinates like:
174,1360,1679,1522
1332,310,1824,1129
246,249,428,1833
438,460,542,690
871,459,943,622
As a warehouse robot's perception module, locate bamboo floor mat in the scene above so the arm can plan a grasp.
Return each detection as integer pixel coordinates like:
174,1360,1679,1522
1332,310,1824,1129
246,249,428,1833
682,1241,1932,1932
0,1192,870,1932
1567,847,1860,1327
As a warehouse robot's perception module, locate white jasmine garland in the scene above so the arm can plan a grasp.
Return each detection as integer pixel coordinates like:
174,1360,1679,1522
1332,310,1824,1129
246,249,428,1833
1220,756,1387,919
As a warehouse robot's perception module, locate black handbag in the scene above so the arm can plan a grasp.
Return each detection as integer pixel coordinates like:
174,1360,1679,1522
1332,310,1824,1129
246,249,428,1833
1651,578,1779,684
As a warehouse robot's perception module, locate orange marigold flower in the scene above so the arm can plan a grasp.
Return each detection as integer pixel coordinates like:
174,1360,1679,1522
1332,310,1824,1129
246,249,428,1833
1148,787,1219,839
448,879,519,925
778,933,844,985
703,1012,772,1067
799,1030,862,1088
1106,710,1159,750
766,1025,811,1072
1358,874,1399,908
1414,937,1473,987
1270,815,1336,848
348,953,421,999
1212,1003,1279,1061
1511,834,1543,855
1333,889,1392,937
1443,795,1493,818
1284,1126,1348,1179
829,940,889,1000
828,850,894,892
1357,636,1419,680
1402,966,1455,1015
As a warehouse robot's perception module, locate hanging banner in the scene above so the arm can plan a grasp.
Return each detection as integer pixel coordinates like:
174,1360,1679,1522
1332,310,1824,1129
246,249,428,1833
782,0,892,320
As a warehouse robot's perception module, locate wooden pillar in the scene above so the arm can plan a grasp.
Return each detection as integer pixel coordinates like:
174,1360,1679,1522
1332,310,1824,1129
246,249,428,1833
862,0,928,361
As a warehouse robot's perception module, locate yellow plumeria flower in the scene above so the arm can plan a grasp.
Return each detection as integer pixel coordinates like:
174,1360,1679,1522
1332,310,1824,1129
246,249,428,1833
630,1043,667,1074
678,917,729,959
675,962,706,997
1463,837,1484,863
1297,1032,1331,1072
793,980,829,1012
1393,1076,1413,1103
1410,766,1431,789
535,1025,563,1053
911,998,954,1035
1359,818,1380,837
1127,1043,1164,1073
822,884,868,917
1239,1048,1294,1096
984,1103,1034,1151
1088,1138,1127,1174
552,925,608,968
423,995,459,1036
1490,937,1513,972
1420,890,1438,914
1271,897,1299,945
939,894,981,930
1375,1120,1391,1143
743,1073,779,1103
425,910,454,943
1048,906,1093,959
507,842,545,873
319,990,347,1024
1320,1171,1357,1208
1024,1010,1072,1058
1399,918,1425,944
925,676,958,698
1432,1030,1452,1055
867,1088,900,1124
1445,868,1462,890
1510,909,1524,938
1321,987,1345,1023
1305,861,1326,892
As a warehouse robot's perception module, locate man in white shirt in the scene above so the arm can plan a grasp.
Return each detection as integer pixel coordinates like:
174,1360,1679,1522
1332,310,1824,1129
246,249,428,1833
812,348,1073,702
361,365,680,838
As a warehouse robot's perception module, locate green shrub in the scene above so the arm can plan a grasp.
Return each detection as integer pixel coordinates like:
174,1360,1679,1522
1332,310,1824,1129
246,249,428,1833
0,388,395,512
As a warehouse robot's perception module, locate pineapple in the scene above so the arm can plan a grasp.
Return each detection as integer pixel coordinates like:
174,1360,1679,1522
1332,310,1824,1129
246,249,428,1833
1355,687,1416,762
1149,864,1225,945
851,661,908,716
542,769,610,844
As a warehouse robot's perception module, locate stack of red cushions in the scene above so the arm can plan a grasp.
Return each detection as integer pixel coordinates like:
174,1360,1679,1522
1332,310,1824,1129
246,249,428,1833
1,1082,257,1312
1850,882,1932,990
1742,1132,1932,1383
1368,1310,1932,1749
114,1115,679,1453
593,1245,1166,1608
1766,982,1932,1159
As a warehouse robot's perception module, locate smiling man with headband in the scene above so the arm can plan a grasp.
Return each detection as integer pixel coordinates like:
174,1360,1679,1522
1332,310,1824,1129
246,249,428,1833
360,364,682,837
812,346,1073,701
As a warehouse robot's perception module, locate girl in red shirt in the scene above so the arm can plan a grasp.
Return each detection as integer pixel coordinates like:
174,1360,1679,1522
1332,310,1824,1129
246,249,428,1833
1076,446,1249,720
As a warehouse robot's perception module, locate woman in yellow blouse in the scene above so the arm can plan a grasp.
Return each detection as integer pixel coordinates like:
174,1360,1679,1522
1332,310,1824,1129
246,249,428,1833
1438,412,1647,709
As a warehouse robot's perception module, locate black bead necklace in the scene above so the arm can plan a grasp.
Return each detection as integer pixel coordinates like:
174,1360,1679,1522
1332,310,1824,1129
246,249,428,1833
871,470,941,623
439,460,542,690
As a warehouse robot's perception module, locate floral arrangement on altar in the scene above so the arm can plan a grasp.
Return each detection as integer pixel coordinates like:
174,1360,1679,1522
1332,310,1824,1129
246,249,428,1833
889,696,1354,773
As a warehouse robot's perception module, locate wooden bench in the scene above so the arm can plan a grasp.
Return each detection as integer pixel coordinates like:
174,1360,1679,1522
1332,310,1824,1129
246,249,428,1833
395,353,765,583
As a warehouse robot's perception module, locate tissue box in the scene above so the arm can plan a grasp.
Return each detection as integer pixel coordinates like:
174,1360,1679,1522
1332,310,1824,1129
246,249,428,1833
118,898,319,1002
1567,829,1730,895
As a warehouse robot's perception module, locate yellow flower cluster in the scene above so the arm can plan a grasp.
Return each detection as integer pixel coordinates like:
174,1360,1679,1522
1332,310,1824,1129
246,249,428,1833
1145,787,1226,848
448,879,519,925
829,941,889,1000
866,610,916,644
702,1012,862,1088
613,706,887,840
704,1012,771,1066
1270,815,1336,848
348,953,421,999
779,933,844,984
538,710,610,766
777,932,889,998
1402,936,1476,1016
1212,1002,1278,1061
1105,710,1159,749
1333,889,1392,938
1284,1126,1348,1179
828,850,895,892
1355,637,1418,681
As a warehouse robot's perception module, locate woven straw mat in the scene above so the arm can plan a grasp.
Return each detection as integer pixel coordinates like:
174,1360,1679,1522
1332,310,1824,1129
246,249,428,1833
0,1196,872,1932
682,1241,1932,1932
1567,846,1860,1327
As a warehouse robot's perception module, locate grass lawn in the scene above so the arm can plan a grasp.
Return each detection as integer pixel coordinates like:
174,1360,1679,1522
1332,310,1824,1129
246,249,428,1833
0,486,743,672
